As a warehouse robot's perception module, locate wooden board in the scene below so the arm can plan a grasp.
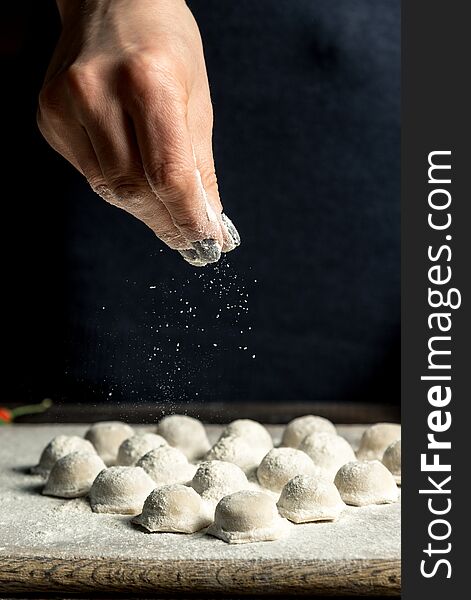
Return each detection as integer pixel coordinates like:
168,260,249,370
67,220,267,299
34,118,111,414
0,424,401,596
9,401,400,425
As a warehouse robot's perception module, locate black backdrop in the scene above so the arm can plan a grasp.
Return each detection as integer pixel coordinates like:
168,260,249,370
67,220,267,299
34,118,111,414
3,0,399,407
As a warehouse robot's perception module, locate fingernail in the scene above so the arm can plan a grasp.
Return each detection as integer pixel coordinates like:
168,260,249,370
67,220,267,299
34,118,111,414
221,213,241,247
178,249,208,267
192,239,222,264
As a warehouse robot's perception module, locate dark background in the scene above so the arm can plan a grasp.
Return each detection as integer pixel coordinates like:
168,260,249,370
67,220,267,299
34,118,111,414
3,0,399,408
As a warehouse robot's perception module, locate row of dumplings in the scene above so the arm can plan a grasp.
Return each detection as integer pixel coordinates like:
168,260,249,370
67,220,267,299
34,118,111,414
31,415,401,544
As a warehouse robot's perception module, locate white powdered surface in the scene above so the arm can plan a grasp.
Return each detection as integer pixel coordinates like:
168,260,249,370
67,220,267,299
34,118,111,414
0,424,399,561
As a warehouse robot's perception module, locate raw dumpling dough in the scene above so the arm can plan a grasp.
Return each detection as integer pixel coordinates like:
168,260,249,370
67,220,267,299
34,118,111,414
84,421,135,466
219,419,273,454
257,448,320,493
298,432,356,479
382,439,401,485
277,474,346,523
281,415,336,448
208,490,290,544
334,460,399,506
43,451,106,498
89,466,155,514
356,423,401,461
31,435,96,477
117,433,168,466
205,435,263,474
155,414,210,461
191,460,249,510
137,446,196,486
133,484,212,533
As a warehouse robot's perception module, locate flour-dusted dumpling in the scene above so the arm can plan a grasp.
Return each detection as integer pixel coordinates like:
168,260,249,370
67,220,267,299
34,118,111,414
207,490,290,544
382,439,401,485
334,460,399,506
43,451,106,498
299,432,356,479
137,446,196,486
356,423,401,461
191,460,249,505
277,474,345,523
155,414,210,461
31,435,96,477
117,433,168,466
257,448,321,492
281,415,336,448
205,435,263,474
84,421,135,466
89,466,155,514
133,484,212,533
219,419,273,454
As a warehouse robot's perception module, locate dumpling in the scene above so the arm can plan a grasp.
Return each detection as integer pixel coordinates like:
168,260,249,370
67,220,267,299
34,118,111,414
137,446,196,486
117,433,168,466
191,460,249,509
207,490,290,544
382,439,401,485
334,460,399,506
43,451,106,498
133,484,212,533
84,421,135,466
31,435,96,477
205,435,263,474
281,415,336,448
356,423,401,461
257,448,321,492
155,415,210,461
219,419,273,454
89,466,155,514
298,432,356,478
277,474,346,523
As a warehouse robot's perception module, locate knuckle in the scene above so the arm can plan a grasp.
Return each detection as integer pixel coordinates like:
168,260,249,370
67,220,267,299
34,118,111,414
147,162,192,196
174,214,203,234
65,64,101,106
38,79,63,116
109,181,150,209
118,52,185,102
122,51,175,81
89,181,109,197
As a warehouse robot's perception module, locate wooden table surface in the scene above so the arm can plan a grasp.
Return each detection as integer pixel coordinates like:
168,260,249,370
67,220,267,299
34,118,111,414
0,423,401,597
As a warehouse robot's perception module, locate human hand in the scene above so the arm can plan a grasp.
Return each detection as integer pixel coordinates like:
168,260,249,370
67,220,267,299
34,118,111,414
38,0,240,266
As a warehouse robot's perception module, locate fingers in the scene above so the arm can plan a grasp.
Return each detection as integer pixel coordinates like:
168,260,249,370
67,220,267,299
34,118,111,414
187,90,241,255
38,61,241,267
77,102,189,250
38,94,104,184
39,71,189,251
125,72,226,263
191,142,241,255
